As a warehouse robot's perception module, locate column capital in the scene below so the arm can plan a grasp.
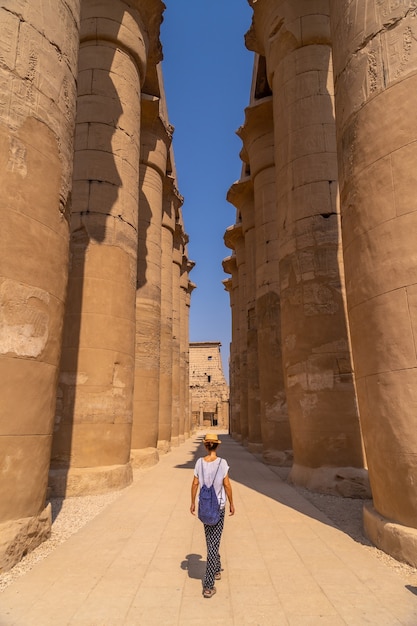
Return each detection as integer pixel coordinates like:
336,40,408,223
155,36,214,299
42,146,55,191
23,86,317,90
227,177,254,232
140,95,173,176
246,0,331,82
237,97,274,177
162,174,183,231
136,0,166,66
80,0,165,84
187,280,197,297
141,95,174,140
224,223,243,251
223,277,232,293
222,254,237,275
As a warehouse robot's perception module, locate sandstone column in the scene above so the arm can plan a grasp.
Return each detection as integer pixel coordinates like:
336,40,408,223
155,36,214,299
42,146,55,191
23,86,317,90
51,0,164,495
247,0,365,494
158,173,180,453
178,247,192,443
330,1,417,564
238,90,292,466
131,92,171,469
227,179,262,452
0,0,80,569
222,270,239,438
184,271,196,438
178,258,187,443
171,224,183,446
224,223,248,444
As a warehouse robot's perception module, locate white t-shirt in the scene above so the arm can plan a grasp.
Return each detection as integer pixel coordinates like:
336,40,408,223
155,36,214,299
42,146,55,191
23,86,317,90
194,457,229,509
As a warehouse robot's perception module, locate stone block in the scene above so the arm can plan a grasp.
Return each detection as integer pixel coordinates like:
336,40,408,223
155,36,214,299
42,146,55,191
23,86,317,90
0,504,51,573
0,358,56,435
301,14,330,45
0,435,52,522
0,9,20,71
49,463,133,497
290,464,371,498
130,447,159,469
364,502,417,568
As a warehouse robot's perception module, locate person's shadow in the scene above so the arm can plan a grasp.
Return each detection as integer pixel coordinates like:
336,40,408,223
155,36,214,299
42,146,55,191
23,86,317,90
181,554,206,580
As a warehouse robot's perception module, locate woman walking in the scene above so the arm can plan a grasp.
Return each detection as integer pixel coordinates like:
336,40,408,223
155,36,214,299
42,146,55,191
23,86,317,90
190,433,235,598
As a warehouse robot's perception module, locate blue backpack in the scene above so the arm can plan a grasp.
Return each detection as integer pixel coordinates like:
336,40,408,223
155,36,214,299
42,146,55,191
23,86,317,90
198,459,222,525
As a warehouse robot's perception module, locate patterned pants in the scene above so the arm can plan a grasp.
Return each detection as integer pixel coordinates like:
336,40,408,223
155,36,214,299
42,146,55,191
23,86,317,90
203,508,225,589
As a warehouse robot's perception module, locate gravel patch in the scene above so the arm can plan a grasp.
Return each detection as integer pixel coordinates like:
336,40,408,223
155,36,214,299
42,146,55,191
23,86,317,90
0,490,123,593
1,466,417,593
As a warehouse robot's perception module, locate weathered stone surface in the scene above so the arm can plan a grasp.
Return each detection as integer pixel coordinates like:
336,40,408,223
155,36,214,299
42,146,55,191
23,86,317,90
0,1,193,574
51,2,146,491
189,342,229,430
130,448,159,470
0,505,51,574
48,465,133,498
263,449,294,468
232,0,364,481
330,0,417,565
364,502,417,569
224,223,249,445
0,0,80,567
290,464,371,499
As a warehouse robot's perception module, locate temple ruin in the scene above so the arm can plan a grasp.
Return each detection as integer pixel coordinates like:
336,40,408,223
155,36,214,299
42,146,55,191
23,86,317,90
1,0,417,574
189,342,229,431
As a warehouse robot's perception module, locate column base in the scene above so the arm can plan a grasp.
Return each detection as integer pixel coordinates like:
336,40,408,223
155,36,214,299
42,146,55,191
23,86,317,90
48,463,133,497
364,502,417,567
131,447,159,469
157,439,171,455
263,449,293,467
178,434,185,444
289,463,371,498
171,436,180,447
248,442,263,454
0,504,51,573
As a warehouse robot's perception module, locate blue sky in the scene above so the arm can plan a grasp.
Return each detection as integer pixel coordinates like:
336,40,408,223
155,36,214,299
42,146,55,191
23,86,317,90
160,1,254,380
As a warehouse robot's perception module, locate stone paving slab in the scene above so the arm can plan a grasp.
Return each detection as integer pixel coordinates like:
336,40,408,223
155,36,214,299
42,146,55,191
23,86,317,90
1,432,417,625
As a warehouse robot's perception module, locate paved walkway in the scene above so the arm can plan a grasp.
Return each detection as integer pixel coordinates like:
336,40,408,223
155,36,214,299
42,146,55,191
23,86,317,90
1,432,417,625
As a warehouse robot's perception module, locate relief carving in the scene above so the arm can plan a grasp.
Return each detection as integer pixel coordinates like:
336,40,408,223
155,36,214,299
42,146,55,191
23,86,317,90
0,280,50,358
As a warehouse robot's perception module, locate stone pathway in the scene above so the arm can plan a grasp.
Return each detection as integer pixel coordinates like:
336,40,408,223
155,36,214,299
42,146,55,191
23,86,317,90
1,433,417,625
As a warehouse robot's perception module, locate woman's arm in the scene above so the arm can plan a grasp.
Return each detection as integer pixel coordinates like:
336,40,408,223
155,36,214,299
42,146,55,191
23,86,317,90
190,476,199,515
223,474,235,515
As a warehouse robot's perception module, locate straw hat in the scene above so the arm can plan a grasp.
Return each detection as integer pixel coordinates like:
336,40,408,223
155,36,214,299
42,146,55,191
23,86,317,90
203,433,221,444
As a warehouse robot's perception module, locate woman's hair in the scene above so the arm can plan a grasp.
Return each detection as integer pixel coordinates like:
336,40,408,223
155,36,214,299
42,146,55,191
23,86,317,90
204,441,219,451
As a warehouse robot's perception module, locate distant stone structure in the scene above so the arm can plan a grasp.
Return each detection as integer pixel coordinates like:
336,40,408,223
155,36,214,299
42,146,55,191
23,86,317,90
223,0,417,570
0,0,194,573
189,342,229,430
